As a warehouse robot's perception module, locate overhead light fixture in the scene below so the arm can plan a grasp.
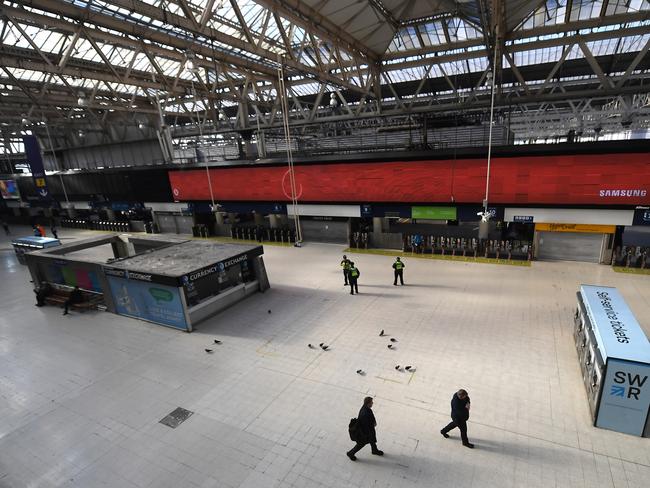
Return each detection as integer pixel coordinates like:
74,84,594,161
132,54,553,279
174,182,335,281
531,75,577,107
185,51,197,73
78,130,85,138
329,93,338,107
77,93,88,106
138,122,146,129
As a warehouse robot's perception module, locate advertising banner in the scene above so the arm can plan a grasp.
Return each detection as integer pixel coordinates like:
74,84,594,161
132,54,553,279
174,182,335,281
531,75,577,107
168,152,650,205
535,223,616,234
0,179,20,199
107,276,187,330
597,358,650,436
411,206,457,220
632,208,650,226
23,135,51,202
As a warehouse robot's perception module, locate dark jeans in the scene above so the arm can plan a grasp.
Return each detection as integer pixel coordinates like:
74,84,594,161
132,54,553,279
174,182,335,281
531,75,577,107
349,279,358,294
393,270,404,285
348,441,380,456
343,269,349,285
442,418,469,444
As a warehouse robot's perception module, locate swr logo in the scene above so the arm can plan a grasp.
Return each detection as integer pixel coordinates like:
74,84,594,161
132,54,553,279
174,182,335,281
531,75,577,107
611,371,647,400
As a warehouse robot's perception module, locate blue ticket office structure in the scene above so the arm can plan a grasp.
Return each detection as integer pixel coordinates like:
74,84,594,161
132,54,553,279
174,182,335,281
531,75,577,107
574,285,650,437
12,236,61,264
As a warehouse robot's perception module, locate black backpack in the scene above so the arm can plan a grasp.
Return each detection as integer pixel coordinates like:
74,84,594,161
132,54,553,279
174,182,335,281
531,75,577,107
348,418,359,441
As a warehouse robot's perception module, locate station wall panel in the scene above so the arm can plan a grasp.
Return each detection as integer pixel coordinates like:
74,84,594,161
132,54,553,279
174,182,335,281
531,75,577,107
168,152,650,206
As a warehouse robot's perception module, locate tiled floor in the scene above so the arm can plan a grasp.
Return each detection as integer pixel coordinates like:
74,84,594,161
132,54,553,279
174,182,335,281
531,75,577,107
0,226,649,488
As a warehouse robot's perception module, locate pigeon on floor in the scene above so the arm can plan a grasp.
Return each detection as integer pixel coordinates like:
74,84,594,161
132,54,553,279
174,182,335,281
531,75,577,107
268,310,272,314
356,369,365,375
395,365,403,371
379,329,385,336
308,344,316,349
387,344,394,349
213,339,222,344
390,338,398,342
205,349,213,353
320,344,330,351
405,366,416,372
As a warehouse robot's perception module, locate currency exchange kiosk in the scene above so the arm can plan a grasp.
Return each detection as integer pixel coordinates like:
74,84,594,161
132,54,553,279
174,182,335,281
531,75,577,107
574,285,650,436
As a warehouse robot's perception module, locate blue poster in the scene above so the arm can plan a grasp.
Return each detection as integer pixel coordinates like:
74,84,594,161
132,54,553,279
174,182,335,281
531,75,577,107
107,277,188,330
23,135,51,202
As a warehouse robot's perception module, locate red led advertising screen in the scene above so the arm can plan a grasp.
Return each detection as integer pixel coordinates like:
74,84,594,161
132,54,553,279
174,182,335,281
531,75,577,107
168,153,650,206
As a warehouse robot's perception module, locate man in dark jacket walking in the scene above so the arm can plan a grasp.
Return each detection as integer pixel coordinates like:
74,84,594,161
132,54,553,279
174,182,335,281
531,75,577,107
440,389,474,448
347,396,384,461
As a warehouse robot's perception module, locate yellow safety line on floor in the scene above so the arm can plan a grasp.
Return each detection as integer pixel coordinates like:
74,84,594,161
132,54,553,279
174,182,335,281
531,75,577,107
344,248,531,266
612,266,650,275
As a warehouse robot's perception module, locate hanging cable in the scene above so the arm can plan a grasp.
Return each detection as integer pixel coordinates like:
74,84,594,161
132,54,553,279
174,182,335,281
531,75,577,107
44,120,69,206
277,55,302,244
483,39,498,215
191,79,215,209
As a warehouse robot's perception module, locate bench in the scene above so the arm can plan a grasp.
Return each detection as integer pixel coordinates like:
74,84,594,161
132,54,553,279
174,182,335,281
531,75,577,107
43,286,103,312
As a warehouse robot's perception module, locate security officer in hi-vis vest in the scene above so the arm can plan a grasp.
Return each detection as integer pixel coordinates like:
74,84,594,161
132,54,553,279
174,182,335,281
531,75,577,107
392,257,405,286
340,255,351,285
348,262,360,295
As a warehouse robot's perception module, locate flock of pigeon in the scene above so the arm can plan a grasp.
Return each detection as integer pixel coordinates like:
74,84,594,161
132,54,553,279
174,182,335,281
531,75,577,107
307,328,416,376
203,310,416,376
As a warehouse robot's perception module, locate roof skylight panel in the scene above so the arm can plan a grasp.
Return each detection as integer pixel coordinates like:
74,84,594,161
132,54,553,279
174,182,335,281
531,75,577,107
619,33,650,52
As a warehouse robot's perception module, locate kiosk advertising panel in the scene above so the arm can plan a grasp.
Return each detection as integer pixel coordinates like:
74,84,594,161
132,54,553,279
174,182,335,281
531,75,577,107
0,179,20,199
577,285,650,436
106,276,188,330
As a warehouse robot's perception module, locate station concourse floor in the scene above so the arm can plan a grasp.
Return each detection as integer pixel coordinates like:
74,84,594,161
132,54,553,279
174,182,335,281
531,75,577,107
0,227,649,488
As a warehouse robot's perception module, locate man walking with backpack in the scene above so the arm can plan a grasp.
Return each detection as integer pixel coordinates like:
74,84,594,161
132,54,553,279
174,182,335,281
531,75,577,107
347,396,384,461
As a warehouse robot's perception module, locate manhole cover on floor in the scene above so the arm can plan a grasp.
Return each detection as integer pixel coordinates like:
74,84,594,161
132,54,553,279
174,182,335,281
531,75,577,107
159,407,193,428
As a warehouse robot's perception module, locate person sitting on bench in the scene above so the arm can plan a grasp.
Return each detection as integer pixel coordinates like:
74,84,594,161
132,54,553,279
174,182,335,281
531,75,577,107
63,286,83,315
34,283,51,307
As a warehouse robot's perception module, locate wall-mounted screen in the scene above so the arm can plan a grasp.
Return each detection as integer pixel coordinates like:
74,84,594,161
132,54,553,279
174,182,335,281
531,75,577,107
0,179,20,199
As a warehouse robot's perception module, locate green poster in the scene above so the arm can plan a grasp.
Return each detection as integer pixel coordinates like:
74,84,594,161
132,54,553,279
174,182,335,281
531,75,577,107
411,206,457,220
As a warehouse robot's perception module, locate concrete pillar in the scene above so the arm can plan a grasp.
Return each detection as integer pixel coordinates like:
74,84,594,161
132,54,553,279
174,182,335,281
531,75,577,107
372,217,383,234
280,214,289,226
106,209,116,221
66,205,76,219
215,212,224,225
269,214,279,228
253,212,264,225
227,213,237,224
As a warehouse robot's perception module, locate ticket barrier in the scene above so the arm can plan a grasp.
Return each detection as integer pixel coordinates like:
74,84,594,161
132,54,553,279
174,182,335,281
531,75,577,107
574,285,650,437
612,246,648,268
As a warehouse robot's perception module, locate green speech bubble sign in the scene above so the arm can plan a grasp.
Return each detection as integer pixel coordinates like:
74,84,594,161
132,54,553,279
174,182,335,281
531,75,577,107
149,287,173,302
